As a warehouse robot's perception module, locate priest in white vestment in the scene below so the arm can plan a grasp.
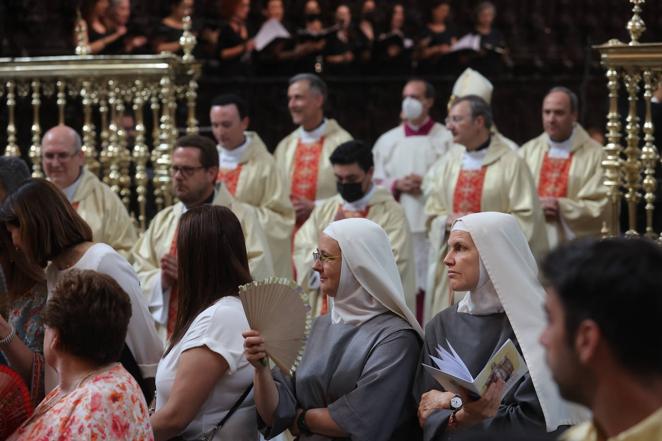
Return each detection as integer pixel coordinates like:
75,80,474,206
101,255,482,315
520,87,608,248
211,94,294,277
41,125,137,257
131,135,273,342
373,79,455,315
294,140,416,317
274,73,352,228
423,96,548,322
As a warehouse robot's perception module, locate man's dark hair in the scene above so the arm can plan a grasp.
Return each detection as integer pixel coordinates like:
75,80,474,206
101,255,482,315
547,86,579,114
174,134,218,169
541,237,662,376
408,77,436,100
211,93,250,120
453,95,493,129
0,156,30,199
329,140,374,172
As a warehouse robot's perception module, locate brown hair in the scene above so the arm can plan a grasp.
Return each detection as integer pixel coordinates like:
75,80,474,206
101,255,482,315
43,270,132,365
0,227,45,302
174,134,219,169
166,205,252,354
0,178,93,268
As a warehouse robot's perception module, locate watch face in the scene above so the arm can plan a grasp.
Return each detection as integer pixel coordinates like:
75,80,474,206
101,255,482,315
450,396,463,410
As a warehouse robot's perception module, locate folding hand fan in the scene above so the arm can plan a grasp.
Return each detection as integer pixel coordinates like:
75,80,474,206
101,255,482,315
0,364,33,439
239,277,311,376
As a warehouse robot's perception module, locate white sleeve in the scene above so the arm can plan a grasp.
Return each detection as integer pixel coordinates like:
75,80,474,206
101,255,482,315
147,274,170,326
180,299,248,374
97,252,164,378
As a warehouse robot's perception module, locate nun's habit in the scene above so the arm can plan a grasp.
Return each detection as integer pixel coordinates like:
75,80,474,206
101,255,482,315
414,212,589,440
259,218,423,441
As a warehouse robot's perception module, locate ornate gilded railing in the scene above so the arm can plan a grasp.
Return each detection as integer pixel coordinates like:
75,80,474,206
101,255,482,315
0,16,200,231
594,0,661,240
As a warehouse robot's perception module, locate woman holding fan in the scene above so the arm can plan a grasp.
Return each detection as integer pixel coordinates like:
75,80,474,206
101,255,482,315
244,218,423,441
150,205,257,441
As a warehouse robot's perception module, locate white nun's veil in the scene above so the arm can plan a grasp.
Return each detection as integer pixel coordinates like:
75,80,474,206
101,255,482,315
323,218,423,337
456,212,590,431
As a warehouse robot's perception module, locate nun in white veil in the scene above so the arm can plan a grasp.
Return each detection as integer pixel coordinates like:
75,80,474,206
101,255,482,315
414,212,589,441
244,218,423,441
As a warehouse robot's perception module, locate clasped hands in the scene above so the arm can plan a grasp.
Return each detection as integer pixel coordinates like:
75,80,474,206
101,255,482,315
418,379,505,429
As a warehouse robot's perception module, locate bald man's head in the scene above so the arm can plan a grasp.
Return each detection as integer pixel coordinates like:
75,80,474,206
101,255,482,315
41,125,85,189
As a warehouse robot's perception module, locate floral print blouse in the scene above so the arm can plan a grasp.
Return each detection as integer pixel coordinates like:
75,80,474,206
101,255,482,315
10,363,153,440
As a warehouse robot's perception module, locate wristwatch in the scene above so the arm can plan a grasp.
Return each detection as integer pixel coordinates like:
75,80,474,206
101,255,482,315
449,395,463,412
297,409,312,436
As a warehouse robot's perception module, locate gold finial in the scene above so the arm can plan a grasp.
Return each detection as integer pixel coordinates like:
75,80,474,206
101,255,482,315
180,15,196,63
627,0,646,45
75,9,91,56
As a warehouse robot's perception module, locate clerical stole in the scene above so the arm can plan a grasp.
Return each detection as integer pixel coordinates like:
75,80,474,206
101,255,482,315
452,168,487,213
217,165,243,196
538,153,573,198
291,137,325,202
166,229,179,338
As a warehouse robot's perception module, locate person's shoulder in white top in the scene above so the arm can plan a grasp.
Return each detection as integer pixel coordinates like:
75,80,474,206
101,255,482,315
179,296,250,374
46,243,163,378
155,295,257,440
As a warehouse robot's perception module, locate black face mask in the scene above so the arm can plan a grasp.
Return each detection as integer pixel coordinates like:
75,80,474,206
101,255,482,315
337,181,365,202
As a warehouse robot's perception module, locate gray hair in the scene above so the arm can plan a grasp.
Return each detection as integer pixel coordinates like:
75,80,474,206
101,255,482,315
0,156,30,195
547,86,579,114
454,94,493,129
289,73,328,101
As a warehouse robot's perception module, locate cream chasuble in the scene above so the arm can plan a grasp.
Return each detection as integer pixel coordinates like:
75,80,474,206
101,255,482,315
423,135,548,322
131,184,274,342
274,118,352,202
520,124,608,248
71,168,137,257
217,132,295,277
293,186,417,317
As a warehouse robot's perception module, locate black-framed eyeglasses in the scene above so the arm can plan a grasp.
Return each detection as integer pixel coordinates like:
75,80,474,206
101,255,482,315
312,248,339,263
170,165,205,177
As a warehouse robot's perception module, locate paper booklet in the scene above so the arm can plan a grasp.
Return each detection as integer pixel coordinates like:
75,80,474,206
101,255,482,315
255,19,291,51
451,33,481,52
422,338,527,399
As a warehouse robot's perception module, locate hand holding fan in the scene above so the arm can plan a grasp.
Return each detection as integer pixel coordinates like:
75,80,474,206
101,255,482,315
239,277,311,376
0,364,33,439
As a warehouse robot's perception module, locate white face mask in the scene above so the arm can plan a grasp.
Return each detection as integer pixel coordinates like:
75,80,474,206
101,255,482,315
401,96,423,121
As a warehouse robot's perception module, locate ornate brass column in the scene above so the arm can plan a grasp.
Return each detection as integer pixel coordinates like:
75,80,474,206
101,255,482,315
640,70,659,239
80,80,100,174
28,80,43,178
594,0,662,238
622,72,642,236
4,81,20,157
132,82,149,231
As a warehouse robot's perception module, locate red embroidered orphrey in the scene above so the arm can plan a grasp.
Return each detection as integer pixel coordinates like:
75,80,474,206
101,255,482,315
217,165,243,196
166,228,179,338
290,137,325,202
452,167,487,214
538,152,573,198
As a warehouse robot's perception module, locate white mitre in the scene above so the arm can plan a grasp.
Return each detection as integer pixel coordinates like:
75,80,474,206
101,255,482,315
450,67,494,106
